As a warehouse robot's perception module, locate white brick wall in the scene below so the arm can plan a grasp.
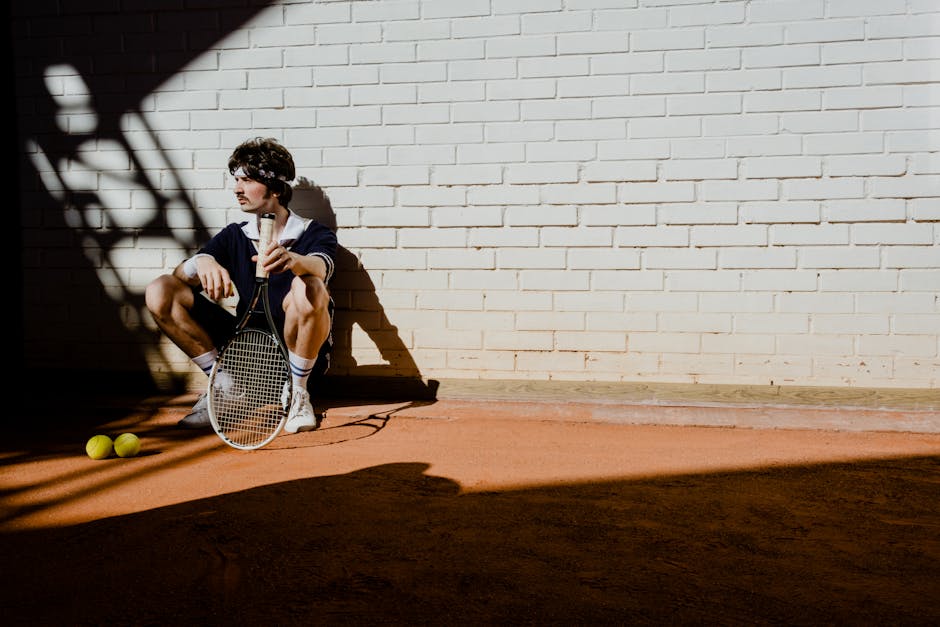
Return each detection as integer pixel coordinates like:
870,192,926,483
14,0,940,389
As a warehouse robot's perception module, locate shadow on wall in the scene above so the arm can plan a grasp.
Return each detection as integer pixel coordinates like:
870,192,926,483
13,3,275,396
12,3,436,403
292,180,438,402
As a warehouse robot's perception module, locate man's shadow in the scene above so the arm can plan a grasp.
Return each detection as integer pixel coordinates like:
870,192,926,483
291,178,438,407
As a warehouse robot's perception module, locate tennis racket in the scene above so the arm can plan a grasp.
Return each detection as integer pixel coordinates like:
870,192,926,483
208,212,292,450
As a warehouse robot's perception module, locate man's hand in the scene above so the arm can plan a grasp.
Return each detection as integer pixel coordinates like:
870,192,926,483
257,240,292,276
195,255,234,300
257,241,327,281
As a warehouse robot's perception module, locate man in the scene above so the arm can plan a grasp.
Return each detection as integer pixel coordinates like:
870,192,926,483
145,137,336,433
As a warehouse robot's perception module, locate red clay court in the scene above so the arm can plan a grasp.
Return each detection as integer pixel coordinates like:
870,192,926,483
2,384,939,625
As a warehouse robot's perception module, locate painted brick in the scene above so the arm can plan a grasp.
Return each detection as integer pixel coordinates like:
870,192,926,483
433,165,502,186
505,163,579,184
727,135,805,157
819,271,899,292
505,205,577,226
452,270,518,290
540,226,611,247
15,0,939,391
567,249,641,270
662,353,735,376
486,35,556,58
667,93,741,116
419,81,485,102
894,315,940,334
813,315,891,335
632,28,704,52
337,228,398,249
883,247,940,269
744,157,821,179
585,311,657,332
520,270,591,291
663,159,737,180
484,331,554,351
484,291,553,311
431,206,503,227
471,227,540,247
399,186,466,206
900,270,940,292
361,166,429,186
556,331,627,352
427,249,495,269
670,138,725,159
592,270,663,291
871,175,940,199
707,68,781,92
707,24,784,48
390,145,456,165
719,247,797,269
555,292,625,312
658,203,738,225
522,11,592,35
419,291,484,311
399,228,467,248
859,335,937,357
620,182,695,203
446,350,514,371
824,86,902,110
775,334,854,356
692,225,767,247
702,334,775,354
542,183,617,205
525,142,596,163
804,247,883,269
459,143,523,164
853,223,934,246
516,312,584,331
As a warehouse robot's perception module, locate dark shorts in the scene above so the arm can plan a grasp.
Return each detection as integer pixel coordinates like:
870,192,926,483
191,289,334,385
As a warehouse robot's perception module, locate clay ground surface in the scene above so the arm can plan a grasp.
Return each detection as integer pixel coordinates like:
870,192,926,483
2,393,939,626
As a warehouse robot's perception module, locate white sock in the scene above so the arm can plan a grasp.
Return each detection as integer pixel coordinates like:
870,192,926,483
192,349,219,376
289,351,316,391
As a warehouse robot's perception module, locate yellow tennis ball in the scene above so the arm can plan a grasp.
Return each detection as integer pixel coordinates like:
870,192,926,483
86,435,113,460
113,433,141,458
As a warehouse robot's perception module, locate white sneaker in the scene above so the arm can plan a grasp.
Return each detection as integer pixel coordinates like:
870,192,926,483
281,380,292,410
178,393,210,429
283,386,318,434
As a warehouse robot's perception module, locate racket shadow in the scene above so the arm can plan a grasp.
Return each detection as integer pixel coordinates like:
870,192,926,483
264,399,434,450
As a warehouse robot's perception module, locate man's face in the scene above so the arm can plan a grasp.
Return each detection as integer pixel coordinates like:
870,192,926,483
233,175,275,213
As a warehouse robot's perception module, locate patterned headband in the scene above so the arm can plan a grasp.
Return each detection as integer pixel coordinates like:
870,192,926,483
233,165,290,182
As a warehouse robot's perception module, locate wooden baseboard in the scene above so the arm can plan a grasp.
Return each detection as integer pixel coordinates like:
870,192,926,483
317,376,939,412
25,369,939,413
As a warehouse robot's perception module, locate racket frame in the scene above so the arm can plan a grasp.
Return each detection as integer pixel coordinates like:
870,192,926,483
207,212,293,450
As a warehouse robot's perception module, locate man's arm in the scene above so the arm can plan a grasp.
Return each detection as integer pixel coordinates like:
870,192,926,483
171,259,202,287
175,253,234,300
262,245,330,282
284,252,328,281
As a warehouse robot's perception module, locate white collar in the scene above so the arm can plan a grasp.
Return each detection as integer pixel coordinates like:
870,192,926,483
241,211,308,244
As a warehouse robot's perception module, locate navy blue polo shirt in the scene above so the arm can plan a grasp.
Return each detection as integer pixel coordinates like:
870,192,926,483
197,212,337,334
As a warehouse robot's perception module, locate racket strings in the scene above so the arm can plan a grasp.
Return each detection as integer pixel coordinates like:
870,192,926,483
210,329,291,449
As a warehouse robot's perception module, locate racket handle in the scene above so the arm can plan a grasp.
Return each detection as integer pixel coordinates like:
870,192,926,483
256,212,275,279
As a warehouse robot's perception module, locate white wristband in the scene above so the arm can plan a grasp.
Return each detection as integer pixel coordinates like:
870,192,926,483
182,253,212,279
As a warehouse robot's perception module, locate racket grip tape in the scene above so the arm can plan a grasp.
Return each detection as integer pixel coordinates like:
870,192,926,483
256,213,276,279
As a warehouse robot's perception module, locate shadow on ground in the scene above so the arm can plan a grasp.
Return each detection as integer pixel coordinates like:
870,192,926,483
2,457,938,625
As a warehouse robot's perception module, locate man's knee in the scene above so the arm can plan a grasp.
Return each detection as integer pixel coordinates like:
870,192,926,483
291,275,330,317
145,275,172,313
145,274,189,317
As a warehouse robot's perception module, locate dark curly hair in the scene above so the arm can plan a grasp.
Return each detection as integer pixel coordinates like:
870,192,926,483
228,137,296,207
